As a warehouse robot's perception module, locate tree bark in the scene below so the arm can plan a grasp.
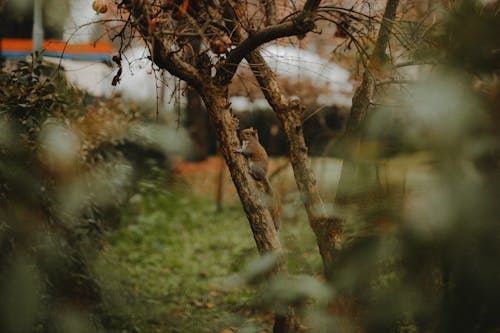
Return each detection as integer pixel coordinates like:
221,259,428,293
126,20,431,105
185,87,210,160
276,100,343,279
199,84,298,332
185,39,210,160
335,0,400,205
246,51,343,279
335,72,378,204
201,85,281,253
118,0,324,329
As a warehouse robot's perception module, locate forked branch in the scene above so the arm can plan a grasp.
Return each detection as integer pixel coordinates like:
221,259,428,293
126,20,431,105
216,0,323,85
119,0,203,89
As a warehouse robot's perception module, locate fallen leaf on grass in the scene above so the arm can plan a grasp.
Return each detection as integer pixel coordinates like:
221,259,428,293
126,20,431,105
190,299,204,307
206,302,216,308
168,308,185,318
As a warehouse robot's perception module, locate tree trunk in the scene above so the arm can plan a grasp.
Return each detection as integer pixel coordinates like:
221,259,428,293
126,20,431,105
185,39,210,160
335,0,400,205
246,51,343,279
335,72,380,204
185,87,210,160
199,84,298,332
116,1,324,330
275,100,343,279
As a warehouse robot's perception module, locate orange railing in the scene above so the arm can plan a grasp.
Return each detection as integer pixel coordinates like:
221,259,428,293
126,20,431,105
1,38,113,61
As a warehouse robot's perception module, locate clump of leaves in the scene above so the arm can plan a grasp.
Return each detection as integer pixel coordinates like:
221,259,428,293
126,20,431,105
0,56,62,141
0,56,147,333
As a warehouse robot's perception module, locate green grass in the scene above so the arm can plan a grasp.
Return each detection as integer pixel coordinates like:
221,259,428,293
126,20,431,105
93,178,322,333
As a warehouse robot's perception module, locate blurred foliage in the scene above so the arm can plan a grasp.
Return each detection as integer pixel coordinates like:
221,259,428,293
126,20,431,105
0,55,139,156
0,56,165,332
247,1,500,332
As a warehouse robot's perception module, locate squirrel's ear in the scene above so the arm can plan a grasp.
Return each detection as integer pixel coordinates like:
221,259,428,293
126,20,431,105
253,128,258,134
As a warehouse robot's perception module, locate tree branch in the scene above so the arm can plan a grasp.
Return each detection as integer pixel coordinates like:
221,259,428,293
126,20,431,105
120,0,203,89
343,0,400,134
394,60,437,68
216,12,315,85
200,83,299,332
303,0,323,13
245,52,326,222
372,0,400,64
215,0,323,86
260,0,277,25
376,79,416,86
246,50,342,278
335,0,400,205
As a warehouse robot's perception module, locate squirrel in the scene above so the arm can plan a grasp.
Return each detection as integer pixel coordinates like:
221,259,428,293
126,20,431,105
235,128,269,181
235,127,280,231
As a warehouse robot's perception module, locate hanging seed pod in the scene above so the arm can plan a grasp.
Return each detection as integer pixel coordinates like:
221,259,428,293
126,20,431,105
210,35,232,55
92,0,108,14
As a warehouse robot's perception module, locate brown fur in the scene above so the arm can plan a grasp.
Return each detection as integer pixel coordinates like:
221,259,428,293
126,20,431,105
235,127,269,181
235,127,280,231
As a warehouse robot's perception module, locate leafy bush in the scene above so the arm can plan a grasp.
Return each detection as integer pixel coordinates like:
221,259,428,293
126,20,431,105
0,55,152,332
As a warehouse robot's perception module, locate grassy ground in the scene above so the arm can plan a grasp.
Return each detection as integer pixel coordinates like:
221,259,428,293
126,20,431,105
94,155,432,332
93,174,322,333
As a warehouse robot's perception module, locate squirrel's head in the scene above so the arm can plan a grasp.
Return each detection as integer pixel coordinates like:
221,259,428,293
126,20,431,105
240,127,258,141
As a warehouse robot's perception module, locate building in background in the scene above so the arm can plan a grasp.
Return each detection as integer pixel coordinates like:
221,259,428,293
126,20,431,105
0,0,176,104
1,0,353,108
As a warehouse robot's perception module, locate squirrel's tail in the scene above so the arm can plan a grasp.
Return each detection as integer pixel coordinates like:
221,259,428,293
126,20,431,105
263,178,280,232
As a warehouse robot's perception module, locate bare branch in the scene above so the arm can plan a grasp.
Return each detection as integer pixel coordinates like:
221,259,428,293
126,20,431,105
245,51,288,109
372,0,400,64
120,0,203,89
394,60,437,68
318,5,375,19
317,14,371,65
214,0,324,85
376,79,416,86
303,0,323,13
260,0,277,25
216,11,315,85
336,0,401,205
343,0,401,134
